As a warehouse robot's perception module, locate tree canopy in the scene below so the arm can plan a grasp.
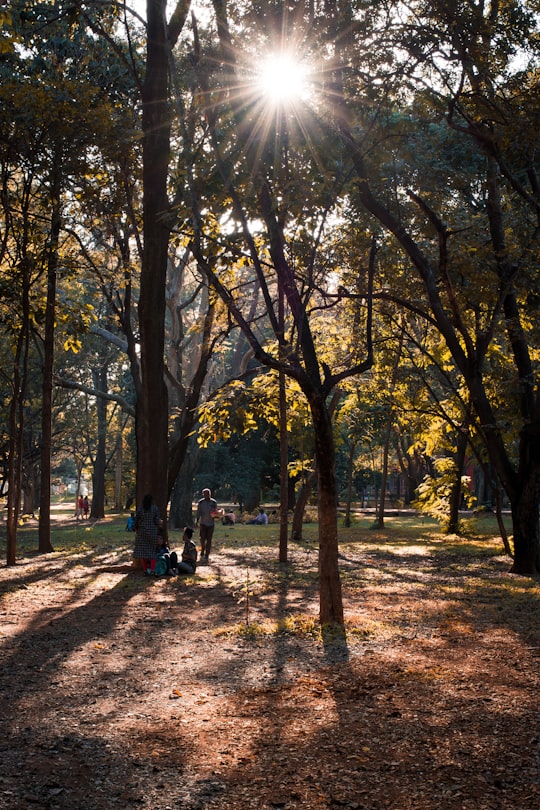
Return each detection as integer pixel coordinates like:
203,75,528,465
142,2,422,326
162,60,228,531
1,0,539,616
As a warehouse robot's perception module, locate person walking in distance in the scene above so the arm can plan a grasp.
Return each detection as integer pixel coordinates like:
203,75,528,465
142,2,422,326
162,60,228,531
195,488,218,564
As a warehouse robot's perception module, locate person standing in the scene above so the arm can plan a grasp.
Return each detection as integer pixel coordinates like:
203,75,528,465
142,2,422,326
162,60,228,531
195,488,217,563
133,493,162,574
83,495,90,519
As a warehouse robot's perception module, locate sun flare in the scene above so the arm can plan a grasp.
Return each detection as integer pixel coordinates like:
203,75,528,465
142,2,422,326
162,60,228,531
257,53,310,105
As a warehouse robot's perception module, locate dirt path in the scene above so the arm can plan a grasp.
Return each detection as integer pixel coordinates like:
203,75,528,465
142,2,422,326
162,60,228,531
0,533,538,809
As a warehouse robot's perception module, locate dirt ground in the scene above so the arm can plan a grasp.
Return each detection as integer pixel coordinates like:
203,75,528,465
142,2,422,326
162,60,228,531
0,520,538,810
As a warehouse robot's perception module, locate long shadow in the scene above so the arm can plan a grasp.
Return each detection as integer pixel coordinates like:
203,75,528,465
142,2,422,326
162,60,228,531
1,531,537,808
159,543,538,809
0,562,204,807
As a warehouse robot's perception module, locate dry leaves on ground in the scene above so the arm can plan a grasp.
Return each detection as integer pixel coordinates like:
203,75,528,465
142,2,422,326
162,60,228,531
0,528,538,809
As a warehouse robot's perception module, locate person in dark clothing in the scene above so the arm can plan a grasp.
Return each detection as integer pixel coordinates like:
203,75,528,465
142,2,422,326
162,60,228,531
195,488,218,563
175,527,198,575
133,494,162,574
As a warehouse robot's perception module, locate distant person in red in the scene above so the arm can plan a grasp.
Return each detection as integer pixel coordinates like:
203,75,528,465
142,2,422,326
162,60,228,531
75,495,84,520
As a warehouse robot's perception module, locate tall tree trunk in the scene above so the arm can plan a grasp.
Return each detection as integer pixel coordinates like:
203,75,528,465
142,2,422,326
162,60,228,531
377,424,391,529
114,430,123,510
38,153,62,553
91,364,108,519
278,285,288,563
343,442,356,528
447,416,470,535
291,468,316,542
377,324,403,528
169,440,198,529
279,367,289,562
137,0,172,526
510,424,540,574
6,264,31,564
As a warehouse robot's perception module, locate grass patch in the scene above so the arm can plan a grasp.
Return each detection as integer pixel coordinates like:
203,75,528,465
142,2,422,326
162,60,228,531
214,613,321,639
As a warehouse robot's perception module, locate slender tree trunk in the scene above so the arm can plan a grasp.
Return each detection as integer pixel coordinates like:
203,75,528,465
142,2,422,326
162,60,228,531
6,264,31,564
278,285,288,562
447,417,470,534
343,442,355,528
38,154,62,553
377,424,392,529
114,431,123,510
279,367,289,562
291,468,316,541
91,364,108,519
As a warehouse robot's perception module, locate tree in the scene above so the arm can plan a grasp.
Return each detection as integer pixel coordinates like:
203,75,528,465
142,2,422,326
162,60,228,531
326,0,540,573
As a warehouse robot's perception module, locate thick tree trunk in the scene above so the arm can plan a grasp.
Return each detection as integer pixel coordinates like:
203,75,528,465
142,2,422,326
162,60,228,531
169,443,197,530
510,424,540,575
311,395,343,625
138,0,171,525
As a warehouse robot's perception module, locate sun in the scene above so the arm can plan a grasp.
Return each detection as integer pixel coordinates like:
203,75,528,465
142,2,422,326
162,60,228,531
257,52,310,106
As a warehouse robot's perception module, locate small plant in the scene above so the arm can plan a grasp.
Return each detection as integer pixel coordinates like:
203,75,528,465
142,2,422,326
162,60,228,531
233,567,259,625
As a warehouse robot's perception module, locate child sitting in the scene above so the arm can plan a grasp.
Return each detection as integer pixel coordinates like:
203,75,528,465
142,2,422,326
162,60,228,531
174,527,198,575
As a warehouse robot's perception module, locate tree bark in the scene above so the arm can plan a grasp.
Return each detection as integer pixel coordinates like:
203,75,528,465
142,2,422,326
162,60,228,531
91,363,108,519
137,0,172,525
38,152,62,554
447,417,470,535
311,395,343,625
291,468,316,542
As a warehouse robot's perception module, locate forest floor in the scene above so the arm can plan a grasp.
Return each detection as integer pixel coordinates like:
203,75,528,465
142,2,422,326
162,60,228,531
0,511,539,810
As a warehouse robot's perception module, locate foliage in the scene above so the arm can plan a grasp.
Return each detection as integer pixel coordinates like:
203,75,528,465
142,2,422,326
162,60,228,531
412,456,476,528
